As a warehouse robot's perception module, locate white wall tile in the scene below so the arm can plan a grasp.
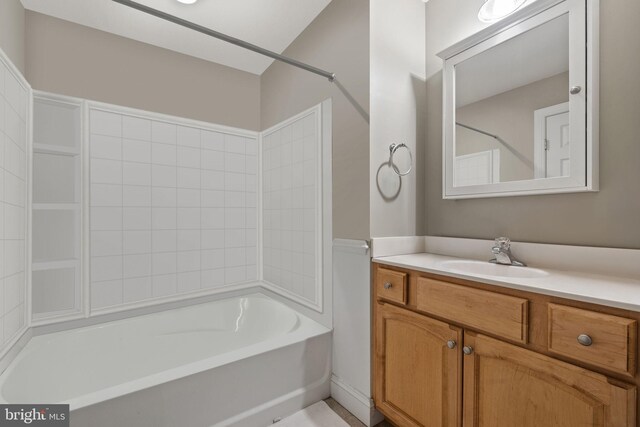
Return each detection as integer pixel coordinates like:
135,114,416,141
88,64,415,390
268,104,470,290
152,164,177,188
4,273,21,313
123,231,151,255
225,172,245,192
177,271,200,293
91,110,122,137
123,254,152,278
152,187,176,207
201,131,225,152
92,184,122,207
201,208,224,229
202,190,225,207
177,147,200,169
123,116,151,141
177,189,200,207
152,252,176,275
225,153,245,173
152,230,177,253
91,159,122,185
92,231,123,257
177,167,200,189
90,107,259,312
201,269,225,288
152,121,176,145
225,229,246,248
152,274,176,297
177,208,200,229
4,172,24,207
225,266,246,284
202,230,225,249
123,185,151,207
178,251,200,273
225,191,244,208
124,277,152,303
225,134,245,154
201,249,225,270
0,66,26,348
91,280,123,309
123,162,151,186
201,150,224,171
91,256,123,282
123,207,151,230
201,170,225,190
225,208,246,229
123,139,151,163
91,135,122,160
225,248,246,267
152,208,176,230
177,126,200,148
91,207,123,230
152,143,177,166
178,230,200,251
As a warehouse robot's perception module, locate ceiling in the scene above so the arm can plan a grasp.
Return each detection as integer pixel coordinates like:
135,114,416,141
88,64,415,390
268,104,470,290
20,0,332,75
456,13,569,107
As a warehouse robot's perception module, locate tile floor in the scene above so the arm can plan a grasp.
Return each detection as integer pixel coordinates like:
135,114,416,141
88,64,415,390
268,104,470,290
324,398,393,427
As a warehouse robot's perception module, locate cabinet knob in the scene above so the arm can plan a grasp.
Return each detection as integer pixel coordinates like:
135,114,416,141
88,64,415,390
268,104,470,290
570,85,582,95
463,346,474,355
577,334,593,346
383,282,393,290
446,340,457,349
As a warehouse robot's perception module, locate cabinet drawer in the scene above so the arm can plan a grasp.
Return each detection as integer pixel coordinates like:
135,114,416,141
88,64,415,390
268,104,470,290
416,278,528,344
548,304,637,376
376,268,407,304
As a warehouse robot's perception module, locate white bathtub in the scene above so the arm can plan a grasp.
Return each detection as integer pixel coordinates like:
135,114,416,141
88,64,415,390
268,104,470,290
0,293,332,427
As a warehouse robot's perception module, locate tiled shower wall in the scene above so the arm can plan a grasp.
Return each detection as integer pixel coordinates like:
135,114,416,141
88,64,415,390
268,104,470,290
89,106,258,312
262,110,320,307
0,56,28,350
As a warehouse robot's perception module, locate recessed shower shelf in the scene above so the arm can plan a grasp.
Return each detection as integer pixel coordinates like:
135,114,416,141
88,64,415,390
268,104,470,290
33,203,79,211
33,143,80,156
32,259,79,271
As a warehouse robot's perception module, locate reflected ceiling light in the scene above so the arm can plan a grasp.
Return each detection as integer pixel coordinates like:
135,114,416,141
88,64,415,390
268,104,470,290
176,0,198,4
478,0,526,23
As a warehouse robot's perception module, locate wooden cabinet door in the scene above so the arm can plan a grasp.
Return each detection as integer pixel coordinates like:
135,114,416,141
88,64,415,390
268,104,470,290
463,333,636,427
374,302,462,427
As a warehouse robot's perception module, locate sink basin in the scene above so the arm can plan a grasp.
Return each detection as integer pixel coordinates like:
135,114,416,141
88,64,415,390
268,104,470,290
440,260,549,279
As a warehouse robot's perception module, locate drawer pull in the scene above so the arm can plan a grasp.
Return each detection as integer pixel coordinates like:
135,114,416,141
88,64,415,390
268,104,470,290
383,282,393,290
577,334,593,347
446,340,457,349
463,346,474,355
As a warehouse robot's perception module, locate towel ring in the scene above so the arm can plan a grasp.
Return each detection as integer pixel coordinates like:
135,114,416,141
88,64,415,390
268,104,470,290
389,143,412,176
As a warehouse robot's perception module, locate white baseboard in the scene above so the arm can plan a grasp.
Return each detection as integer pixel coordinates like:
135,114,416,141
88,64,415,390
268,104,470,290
330,375,383,427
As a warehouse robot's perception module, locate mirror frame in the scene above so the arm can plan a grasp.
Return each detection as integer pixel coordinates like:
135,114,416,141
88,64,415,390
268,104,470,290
438,0,599,199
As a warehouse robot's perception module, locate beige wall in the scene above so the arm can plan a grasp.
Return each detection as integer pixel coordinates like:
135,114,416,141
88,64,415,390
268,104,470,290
261,0,370,240
370,0,426,238
0,0,25,73
25,12,260,131
456,72,569,182
425,0,640,249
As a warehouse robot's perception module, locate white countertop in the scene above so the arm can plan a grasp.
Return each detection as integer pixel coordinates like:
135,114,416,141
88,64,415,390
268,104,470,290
373,253,640,312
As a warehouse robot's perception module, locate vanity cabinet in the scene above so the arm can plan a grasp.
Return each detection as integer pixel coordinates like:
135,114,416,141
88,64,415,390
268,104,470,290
372,263,638,427
374,302,461,427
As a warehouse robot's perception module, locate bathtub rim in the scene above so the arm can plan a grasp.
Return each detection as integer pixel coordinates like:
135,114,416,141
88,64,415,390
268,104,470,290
0,291,331,411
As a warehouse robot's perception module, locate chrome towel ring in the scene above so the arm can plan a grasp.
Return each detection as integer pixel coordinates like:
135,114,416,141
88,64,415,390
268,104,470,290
389,143,413,176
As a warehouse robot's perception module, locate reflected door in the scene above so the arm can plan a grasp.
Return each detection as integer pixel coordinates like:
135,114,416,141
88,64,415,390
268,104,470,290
534,102,570,178
546,110,571,177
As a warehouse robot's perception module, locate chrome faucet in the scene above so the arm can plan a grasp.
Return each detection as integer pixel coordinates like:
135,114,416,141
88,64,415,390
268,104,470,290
489,237,526,267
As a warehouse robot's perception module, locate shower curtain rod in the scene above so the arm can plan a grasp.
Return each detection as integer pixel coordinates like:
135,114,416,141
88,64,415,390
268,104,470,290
112,0,336,82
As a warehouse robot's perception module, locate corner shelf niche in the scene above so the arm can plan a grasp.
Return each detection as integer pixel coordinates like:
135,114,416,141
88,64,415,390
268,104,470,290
31,93,84,323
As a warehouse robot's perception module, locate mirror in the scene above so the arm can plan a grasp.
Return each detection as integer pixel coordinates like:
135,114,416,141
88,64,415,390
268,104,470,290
440,0,598,198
